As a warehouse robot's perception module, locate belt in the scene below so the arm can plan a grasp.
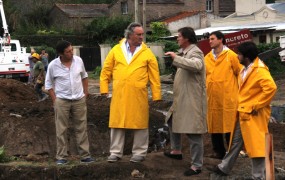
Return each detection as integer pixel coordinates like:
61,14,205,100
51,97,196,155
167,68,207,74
59,98,81,102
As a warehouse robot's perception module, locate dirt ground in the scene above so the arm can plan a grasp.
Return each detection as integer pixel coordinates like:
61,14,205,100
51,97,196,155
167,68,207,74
0,77,284,180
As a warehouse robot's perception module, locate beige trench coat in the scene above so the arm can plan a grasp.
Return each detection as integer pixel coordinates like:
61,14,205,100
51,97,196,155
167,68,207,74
165,44,207,134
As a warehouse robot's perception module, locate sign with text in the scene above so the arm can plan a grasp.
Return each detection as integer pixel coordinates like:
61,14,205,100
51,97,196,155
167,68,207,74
198,29,252,55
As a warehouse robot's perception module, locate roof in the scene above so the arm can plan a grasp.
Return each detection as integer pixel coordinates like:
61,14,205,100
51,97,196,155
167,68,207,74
267,3,285,14
109,0,183,7
54,4,109,18
162,22,285,38
162,11,200,24
139,0,183,4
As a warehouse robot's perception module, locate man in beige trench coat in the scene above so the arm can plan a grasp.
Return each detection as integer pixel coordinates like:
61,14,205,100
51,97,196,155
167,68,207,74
164,27,208,176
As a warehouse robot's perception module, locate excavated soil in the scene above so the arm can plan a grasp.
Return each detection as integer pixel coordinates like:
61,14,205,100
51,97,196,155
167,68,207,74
0,78,284,180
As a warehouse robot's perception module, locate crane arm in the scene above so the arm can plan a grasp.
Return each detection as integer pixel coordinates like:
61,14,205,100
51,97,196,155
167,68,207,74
0,0,10,44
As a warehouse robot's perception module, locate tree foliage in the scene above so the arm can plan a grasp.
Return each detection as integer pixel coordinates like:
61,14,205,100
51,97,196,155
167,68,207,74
147,22,171,42
257,42,285,78
86,16,133,43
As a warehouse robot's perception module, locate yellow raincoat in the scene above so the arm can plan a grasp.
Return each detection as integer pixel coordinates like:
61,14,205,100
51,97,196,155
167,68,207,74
100,39,161,129
237,58,276,157
205,48,242,133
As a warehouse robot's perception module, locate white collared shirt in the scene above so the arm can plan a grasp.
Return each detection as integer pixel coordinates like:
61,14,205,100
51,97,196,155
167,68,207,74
123,41,142,64
242,63,253,80
212,45,229,60
45,55,88,100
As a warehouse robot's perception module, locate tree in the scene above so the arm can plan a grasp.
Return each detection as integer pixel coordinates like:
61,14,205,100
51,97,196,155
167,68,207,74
86,16,132,43
146,22,171,42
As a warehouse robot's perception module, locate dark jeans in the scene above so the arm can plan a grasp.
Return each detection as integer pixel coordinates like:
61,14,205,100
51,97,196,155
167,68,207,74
211,133,230,156
35,83,45,99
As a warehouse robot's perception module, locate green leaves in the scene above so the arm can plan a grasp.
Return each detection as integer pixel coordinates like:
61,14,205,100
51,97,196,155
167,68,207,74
147,22,171,42
257,42,285,78
86,16,132,43
0,146,9,163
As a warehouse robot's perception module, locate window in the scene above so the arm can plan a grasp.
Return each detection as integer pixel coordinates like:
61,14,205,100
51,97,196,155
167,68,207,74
206,0,213,12
259,35,266,44
121,1,128,15
11,43,17,51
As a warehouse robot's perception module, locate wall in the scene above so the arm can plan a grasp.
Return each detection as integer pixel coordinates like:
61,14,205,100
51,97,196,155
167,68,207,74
99,44,112,67
167,14,201,34
109,0,187,23
49,7,95,32
73,46,82,57
184,0,205,10
49,7,69,29
148,42,165,72
235,0,265,16
138,4,186,23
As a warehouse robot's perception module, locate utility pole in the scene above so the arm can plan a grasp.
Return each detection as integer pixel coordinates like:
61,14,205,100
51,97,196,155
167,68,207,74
143,0,146,42
135,0,139,22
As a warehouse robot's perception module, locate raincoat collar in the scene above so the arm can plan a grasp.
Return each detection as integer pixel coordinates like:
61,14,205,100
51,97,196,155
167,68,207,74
211,45,229,59
239,57,267,87
119,38,146,65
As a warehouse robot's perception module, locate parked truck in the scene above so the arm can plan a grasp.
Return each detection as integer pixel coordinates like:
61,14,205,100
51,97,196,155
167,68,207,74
0,0,29,82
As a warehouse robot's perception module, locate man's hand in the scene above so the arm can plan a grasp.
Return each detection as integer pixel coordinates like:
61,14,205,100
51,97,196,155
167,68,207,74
165,52,176,59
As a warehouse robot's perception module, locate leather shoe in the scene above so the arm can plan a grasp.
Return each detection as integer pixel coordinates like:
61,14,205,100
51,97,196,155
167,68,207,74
164,151,183,160
184,169,201,176
130,155,145,163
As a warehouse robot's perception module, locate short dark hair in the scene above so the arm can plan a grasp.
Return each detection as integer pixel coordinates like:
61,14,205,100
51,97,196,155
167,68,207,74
237,41,258,62
56,40,71,54
178,27,197,44
210,31,226,44
124,22,143,39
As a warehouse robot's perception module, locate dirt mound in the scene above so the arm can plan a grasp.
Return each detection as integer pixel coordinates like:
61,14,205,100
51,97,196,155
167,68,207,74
0,78,285,179
0,78,168,158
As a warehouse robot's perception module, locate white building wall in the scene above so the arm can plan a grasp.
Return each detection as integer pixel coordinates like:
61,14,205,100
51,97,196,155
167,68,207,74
167,15,201,34
236,0,265,16
99,44,112,67
73,46,82,57
148,42,165,73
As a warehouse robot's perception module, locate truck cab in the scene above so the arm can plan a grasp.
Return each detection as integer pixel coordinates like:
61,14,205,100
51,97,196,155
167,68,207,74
0,39,30,81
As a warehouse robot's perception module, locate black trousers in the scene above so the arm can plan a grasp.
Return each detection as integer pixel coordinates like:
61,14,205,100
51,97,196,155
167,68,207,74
211,133,231,156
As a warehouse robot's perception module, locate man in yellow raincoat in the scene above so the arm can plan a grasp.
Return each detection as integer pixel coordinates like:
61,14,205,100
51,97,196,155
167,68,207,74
209,41,277,179
100,22,161,163
205,31,242,159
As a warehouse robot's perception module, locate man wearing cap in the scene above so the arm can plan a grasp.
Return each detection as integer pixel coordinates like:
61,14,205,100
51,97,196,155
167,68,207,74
32,53,48,102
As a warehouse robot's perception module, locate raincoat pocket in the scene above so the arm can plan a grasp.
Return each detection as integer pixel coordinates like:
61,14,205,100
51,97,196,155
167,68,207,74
239,112,251,121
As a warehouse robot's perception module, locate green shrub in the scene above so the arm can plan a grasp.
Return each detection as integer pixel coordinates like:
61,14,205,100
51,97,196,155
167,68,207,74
0,146,15,163
89,66,102,79
163,40,179,52
147,22,171,42
257,43,285,78
86,16,132,44
27,46,57,61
